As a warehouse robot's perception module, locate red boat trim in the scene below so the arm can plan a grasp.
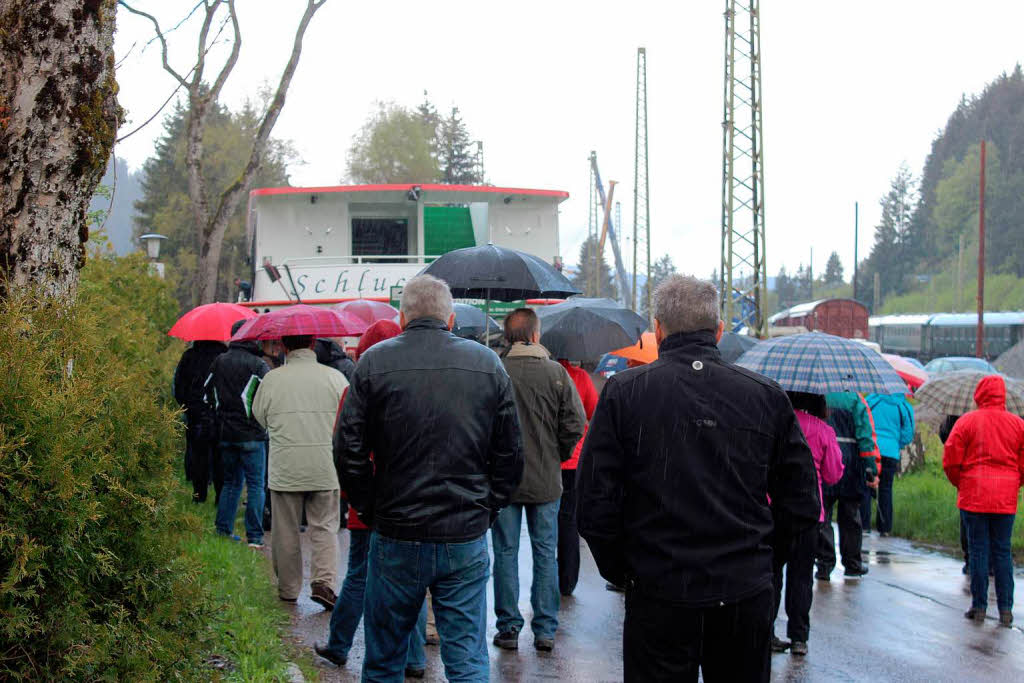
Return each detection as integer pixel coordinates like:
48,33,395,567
241,297,564,309
249,183,570,200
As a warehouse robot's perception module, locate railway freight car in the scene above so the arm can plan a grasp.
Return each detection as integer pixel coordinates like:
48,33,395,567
768,298,870,339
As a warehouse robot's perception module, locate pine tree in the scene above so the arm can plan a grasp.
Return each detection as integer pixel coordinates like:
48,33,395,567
438,107,482,185
824,251,844,286
571,236,616,299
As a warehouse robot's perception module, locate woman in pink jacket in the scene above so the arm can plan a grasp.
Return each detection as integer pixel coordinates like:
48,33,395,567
772,392,844,656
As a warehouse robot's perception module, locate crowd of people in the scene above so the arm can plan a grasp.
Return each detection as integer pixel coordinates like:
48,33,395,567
171,273,1024,682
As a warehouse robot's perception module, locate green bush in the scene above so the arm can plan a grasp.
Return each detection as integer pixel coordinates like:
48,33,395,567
0,256,215,679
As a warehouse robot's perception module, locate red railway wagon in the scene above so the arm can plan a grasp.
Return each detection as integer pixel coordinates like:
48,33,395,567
768,298,869,339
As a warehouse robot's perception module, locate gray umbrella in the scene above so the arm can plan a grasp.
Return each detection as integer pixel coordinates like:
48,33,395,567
536,297,648,361
419,244,580,301
718,331,759,363
451,303,501,341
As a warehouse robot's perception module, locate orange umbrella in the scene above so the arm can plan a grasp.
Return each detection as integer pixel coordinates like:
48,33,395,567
611,331,658,365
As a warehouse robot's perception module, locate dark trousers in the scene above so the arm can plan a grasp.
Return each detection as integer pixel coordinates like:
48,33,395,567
557,469,581,596
187,430,223,504
817,494,864,574
960,517,970,565
876,458,899,533
623,586,772,682
961,510,1016,612
772,526,817,642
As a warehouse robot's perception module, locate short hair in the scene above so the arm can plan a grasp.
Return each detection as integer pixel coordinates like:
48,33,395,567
504,308,540,344
653,274,720,336
400,274,453,324
281,334,314,351
230,319,247,336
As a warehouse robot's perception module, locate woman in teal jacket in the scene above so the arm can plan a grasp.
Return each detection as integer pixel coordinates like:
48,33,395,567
864,393,915,534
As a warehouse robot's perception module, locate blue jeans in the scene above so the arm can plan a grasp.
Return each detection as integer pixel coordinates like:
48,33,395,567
323,530,426,668
215,441,266,543
363,533,490,682
491,500,560,639
961,510,1016,611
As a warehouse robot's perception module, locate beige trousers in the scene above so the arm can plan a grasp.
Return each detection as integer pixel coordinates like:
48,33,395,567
270,489,340,600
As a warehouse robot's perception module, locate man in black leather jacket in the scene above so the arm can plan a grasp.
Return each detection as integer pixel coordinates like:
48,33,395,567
577,274,820,683
335,274,523,681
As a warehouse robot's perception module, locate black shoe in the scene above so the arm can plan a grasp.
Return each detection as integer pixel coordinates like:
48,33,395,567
790,641,808,656
815,569,831,581
605,582,625,593
493,629,519,650
534,638,554,652
965,607,986,622
879,531,890,538
771,636,791,653
404,666,426,678
844,566,869,578
313,642,346,666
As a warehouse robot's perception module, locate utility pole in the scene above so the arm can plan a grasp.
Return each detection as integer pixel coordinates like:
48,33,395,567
957,232,964,312
809,247,813,300
721,0,767,334
615,201,623,276
873,272,881,312
977,140,987,358
633,46,651,320
588,155,598,297
853,201,859,301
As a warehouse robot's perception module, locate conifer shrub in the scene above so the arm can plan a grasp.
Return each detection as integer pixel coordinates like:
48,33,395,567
0,256,214,679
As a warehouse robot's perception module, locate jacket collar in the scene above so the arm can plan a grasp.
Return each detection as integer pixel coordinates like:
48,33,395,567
284,348,318,364
229,339,262,355
404,318,450,332
658,329,722,361
505,341,551,360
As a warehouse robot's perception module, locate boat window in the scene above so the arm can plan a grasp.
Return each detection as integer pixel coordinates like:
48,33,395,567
352,218,409,263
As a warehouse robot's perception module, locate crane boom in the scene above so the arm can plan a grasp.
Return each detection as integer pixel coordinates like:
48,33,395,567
589,152,632,306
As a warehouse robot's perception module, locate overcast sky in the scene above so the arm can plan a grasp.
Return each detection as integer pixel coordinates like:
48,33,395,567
113,0,1024,281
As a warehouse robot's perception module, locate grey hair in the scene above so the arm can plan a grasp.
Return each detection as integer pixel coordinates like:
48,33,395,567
653,274,720,336
400,274,454,323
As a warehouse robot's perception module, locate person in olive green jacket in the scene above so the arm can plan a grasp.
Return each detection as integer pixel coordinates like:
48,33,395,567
492,308,585,653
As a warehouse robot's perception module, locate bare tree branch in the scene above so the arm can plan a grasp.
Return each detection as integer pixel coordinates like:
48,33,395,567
208,0,242,103
117,1,189,87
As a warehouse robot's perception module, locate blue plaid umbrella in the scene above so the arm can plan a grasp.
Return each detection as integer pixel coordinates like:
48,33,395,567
736,332,908,395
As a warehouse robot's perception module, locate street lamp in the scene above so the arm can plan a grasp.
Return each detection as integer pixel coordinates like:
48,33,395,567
139,233,167,278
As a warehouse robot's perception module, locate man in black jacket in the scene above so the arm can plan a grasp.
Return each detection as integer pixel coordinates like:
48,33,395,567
577,274,820,682
335,274,524,681
314,338,356,382
173,339,227,503
207,319,271,547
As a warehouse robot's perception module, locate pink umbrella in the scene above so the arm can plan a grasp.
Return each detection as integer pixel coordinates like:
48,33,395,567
231,304,368,341
881,353,929,392
168,302,258,342
333,299,399,326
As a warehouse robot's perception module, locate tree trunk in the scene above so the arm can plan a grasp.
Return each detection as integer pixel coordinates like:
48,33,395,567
0,0,121,301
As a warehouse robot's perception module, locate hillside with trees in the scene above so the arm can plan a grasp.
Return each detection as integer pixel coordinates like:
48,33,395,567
857,66,1024,313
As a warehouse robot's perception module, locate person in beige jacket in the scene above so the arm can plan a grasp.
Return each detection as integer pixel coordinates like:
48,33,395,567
253,334,348,609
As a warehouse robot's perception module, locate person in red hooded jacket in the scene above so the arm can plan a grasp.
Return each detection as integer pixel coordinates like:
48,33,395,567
943,375,1024,628
555,359,599,596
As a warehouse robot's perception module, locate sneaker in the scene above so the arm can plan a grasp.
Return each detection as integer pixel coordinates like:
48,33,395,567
844,566,869,578
770,635,791,653
605,582,625,593
404,667,425,679
310,582,337,611
313,642,346,666
534,638,554,652
879,532,890,538
247,541,265,549
790,641,808,656
217,532,241,542
964,607,986,622
999,611,1013,627
492,629,519,650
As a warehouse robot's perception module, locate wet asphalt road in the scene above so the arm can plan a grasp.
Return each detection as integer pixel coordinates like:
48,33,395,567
271,526,1024,682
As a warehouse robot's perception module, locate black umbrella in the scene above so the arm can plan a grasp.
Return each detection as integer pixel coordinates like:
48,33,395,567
718,331,759,363
536,297,648,361
419,244,580,301
451,303,501,341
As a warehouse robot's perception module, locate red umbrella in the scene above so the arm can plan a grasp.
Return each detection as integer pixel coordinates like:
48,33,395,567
881,353,929,392
333,299,399,326
168,303,258,342
231,304,368,341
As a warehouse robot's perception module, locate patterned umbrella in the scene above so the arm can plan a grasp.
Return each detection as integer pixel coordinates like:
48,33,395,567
168,302,257,342
333,299,399,326
231,304,368,341
736,332,908,394
915,371,1024,415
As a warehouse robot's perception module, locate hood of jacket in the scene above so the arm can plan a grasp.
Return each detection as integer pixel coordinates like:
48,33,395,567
866,393,904,410
975,375,1006,410
315,338,350,365
228,339,263,356
505,342,552,360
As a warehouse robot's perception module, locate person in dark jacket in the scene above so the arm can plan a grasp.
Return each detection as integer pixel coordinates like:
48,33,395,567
314,338,356,382
491,310,585,653
816,393,880,580
206,319,271,546
173,339,228,503
577,275,820,683
335,274,524,681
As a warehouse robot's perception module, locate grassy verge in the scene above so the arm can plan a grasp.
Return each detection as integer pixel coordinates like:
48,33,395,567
176,487,318,681
892,430,1024,558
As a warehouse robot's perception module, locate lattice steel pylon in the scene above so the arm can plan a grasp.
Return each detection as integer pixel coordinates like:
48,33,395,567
720,1,767,335
633,47,651,320
587,157,599,297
